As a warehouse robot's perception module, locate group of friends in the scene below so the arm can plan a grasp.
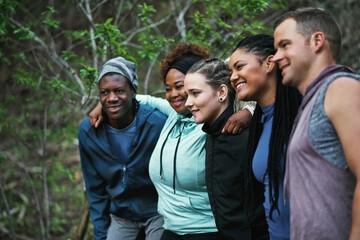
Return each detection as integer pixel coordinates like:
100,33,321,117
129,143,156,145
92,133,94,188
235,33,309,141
78,7,360,240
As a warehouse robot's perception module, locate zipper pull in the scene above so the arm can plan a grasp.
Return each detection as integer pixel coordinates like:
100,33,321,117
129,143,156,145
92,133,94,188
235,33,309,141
122,165,126,182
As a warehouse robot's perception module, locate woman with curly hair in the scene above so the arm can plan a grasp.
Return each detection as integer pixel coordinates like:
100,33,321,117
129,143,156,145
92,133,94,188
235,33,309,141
136,43,252,240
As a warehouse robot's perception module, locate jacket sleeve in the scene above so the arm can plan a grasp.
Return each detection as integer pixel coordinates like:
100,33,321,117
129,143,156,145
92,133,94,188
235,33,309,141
78,132,110,240
136,94,174,116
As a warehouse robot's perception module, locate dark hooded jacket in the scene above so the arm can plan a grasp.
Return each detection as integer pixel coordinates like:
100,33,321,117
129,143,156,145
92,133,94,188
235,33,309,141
203,104,268,240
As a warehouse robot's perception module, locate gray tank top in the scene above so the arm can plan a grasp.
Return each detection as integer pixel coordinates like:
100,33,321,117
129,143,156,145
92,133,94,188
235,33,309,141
284,70,358,240
309,72,360,169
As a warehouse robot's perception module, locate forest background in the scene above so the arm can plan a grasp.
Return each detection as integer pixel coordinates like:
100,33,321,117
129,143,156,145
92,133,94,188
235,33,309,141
0,0,359,239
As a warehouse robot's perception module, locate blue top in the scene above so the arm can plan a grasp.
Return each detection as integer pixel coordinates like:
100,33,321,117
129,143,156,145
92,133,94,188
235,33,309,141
252,104,290,240
137,95,218,235
104,117,137,160
78,104,167,240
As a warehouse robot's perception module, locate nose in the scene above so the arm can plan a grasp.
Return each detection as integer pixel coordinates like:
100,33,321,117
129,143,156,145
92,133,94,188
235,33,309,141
170,89,179,98
230,72,238,90
273,50,282,63
107,91,118,101
230,71,238,83
185,96,192,108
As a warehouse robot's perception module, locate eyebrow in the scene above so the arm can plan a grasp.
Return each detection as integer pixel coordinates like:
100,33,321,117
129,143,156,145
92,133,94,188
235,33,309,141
174,80,184,84
276,39,287,47
232,60,244,68
187,88,200,92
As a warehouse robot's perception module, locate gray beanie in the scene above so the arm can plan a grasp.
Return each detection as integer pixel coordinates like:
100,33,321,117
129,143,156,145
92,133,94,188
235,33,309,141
97,56,138,92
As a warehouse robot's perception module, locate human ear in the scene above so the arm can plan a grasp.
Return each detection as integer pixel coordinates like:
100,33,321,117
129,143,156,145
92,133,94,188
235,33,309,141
218,84,228,102
311,32,325,53
265,55,276,74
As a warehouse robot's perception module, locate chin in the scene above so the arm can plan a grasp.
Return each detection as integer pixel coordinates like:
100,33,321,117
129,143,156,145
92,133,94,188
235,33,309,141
194,118,203,124
177,108,191,116
282,77,294,87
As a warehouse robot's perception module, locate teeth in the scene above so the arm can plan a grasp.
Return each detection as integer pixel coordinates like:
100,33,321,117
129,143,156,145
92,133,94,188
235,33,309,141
236,83,245,89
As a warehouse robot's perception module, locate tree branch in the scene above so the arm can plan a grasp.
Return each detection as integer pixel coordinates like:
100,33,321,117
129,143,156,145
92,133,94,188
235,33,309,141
143,52,160,94
170,0,193,39
123,14,171,44
0,181,17,240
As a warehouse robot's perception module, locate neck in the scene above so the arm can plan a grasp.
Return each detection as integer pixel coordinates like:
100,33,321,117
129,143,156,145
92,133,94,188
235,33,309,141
257,74,276,108
208,102,230,126
108,111,135,129
298,54,336,95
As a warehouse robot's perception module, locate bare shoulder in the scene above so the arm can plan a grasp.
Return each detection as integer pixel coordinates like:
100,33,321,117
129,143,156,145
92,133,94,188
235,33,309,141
328,76,360,89
325,76,360,118
324,76,360,174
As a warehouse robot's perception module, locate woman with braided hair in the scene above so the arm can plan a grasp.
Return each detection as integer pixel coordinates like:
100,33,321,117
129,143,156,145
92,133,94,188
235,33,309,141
229,34,302,240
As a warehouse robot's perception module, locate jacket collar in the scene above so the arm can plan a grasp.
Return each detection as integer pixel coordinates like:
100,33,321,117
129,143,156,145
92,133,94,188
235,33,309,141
88,104,154,158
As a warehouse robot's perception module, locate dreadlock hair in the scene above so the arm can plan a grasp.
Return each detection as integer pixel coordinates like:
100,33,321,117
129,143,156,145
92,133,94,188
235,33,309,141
235,34,302,220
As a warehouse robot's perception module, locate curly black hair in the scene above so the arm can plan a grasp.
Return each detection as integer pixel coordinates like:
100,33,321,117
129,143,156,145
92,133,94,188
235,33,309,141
160,43,210,83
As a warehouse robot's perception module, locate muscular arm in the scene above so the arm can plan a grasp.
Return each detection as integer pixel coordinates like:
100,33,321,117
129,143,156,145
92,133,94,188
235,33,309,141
324,77,360,240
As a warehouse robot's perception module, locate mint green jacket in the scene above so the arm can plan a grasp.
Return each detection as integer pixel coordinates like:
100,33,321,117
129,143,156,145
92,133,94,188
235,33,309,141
137,95,217,235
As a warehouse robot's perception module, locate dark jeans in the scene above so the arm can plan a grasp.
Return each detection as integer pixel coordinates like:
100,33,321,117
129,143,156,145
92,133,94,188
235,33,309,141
161,230,223,240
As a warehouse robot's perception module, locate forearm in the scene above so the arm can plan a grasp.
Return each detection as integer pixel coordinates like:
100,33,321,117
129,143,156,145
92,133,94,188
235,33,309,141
350,180,360,240
136,94,173,116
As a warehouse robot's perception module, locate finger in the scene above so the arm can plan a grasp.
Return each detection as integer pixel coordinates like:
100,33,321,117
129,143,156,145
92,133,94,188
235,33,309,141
235,127,242,134
232,126,240,135
222,122,230,134
90,117,95,126
95,116,102,128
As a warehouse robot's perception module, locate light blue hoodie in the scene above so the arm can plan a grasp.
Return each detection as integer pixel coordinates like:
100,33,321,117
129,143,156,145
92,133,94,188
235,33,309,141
137,95,217,235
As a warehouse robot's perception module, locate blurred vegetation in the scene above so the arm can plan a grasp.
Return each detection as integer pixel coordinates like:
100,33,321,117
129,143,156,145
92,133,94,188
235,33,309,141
0,0,358,239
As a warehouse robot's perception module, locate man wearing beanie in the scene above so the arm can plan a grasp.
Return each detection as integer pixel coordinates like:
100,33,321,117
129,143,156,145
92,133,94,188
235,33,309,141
78,57,167,240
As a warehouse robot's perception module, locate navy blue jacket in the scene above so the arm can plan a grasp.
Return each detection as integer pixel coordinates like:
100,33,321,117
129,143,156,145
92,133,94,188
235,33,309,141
78,104,166,240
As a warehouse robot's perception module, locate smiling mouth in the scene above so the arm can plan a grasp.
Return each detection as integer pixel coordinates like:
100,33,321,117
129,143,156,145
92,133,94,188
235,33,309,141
172,100,184,107
236,82,246,89
190,109,199,114
107,105,121,113
280,65,289,74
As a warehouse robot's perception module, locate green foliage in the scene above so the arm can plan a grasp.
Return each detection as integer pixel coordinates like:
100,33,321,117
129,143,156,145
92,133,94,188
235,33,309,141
137,33,174,61
41,6,59,28
14,69,39,87
186,0,267,58
94,18,126,58
137,3,156,24
61,50,77,62
13,26,36,40
80,64,97,92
